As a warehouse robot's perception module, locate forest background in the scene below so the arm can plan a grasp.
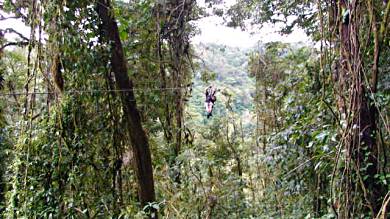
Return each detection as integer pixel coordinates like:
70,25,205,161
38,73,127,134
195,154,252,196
0,0,389,218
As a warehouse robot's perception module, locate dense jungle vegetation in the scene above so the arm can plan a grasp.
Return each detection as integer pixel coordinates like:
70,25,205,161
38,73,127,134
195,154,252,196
0,0,389,218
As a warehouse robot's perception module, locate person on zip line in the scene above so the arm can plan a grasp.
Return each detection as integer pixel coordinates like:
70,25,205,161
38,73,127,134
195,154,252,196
205,84,217,118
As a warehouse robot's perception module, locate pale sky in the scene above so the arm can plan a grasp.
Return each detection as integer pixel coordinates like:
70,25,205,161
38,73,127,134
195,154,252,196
192,16,310,48
1,0,311,48
193,0,311,48
0,13,31,41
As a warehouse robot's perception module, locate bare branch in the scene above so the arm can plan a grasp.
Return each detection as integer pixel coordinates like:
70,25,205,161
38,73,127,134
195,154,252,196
0,41,29,52
1,28,29,41
0,14,19,20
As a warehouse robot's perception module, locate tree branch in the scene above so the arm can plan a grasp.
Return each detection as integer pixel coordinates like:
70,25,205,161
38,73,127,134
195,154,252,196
7,1,28,21
2,28,29,41
0,41,29,52
0,14,19,21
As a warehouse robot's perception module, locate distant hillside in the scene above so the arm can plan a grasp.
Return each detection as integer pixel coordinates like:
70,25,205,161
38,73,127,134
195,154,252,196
186,43,255,125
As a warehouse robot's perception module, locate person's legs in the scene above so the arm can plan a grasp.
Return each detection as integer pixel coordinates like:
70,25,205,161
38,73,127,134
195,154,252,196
205,102,214,118
207,102,213,113
204,102,208,113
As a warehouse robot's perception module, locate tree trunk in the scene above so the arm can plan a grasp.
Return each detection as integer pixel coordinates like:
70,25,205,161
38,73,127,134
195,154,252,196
155,6,174,146
164,0,195,184
0,30,5,214
96,0,157,216
333,0,384,216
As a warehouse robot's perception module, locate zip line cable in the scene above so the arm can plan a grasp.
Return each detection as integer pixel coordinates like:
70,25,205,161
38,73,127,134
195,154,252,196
0,86,191,97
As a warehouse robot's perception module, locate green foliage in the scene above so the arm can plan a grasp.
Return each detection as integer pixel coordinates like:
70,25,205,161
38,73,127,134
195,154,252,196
0,0,389,218
245,42,338,217
0,52,9,215
194,43,254,114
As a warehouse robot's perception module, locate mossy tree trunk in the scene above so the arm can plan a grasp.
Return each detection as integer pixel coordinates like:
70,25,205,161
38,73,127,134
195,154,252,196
96,0,157,217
